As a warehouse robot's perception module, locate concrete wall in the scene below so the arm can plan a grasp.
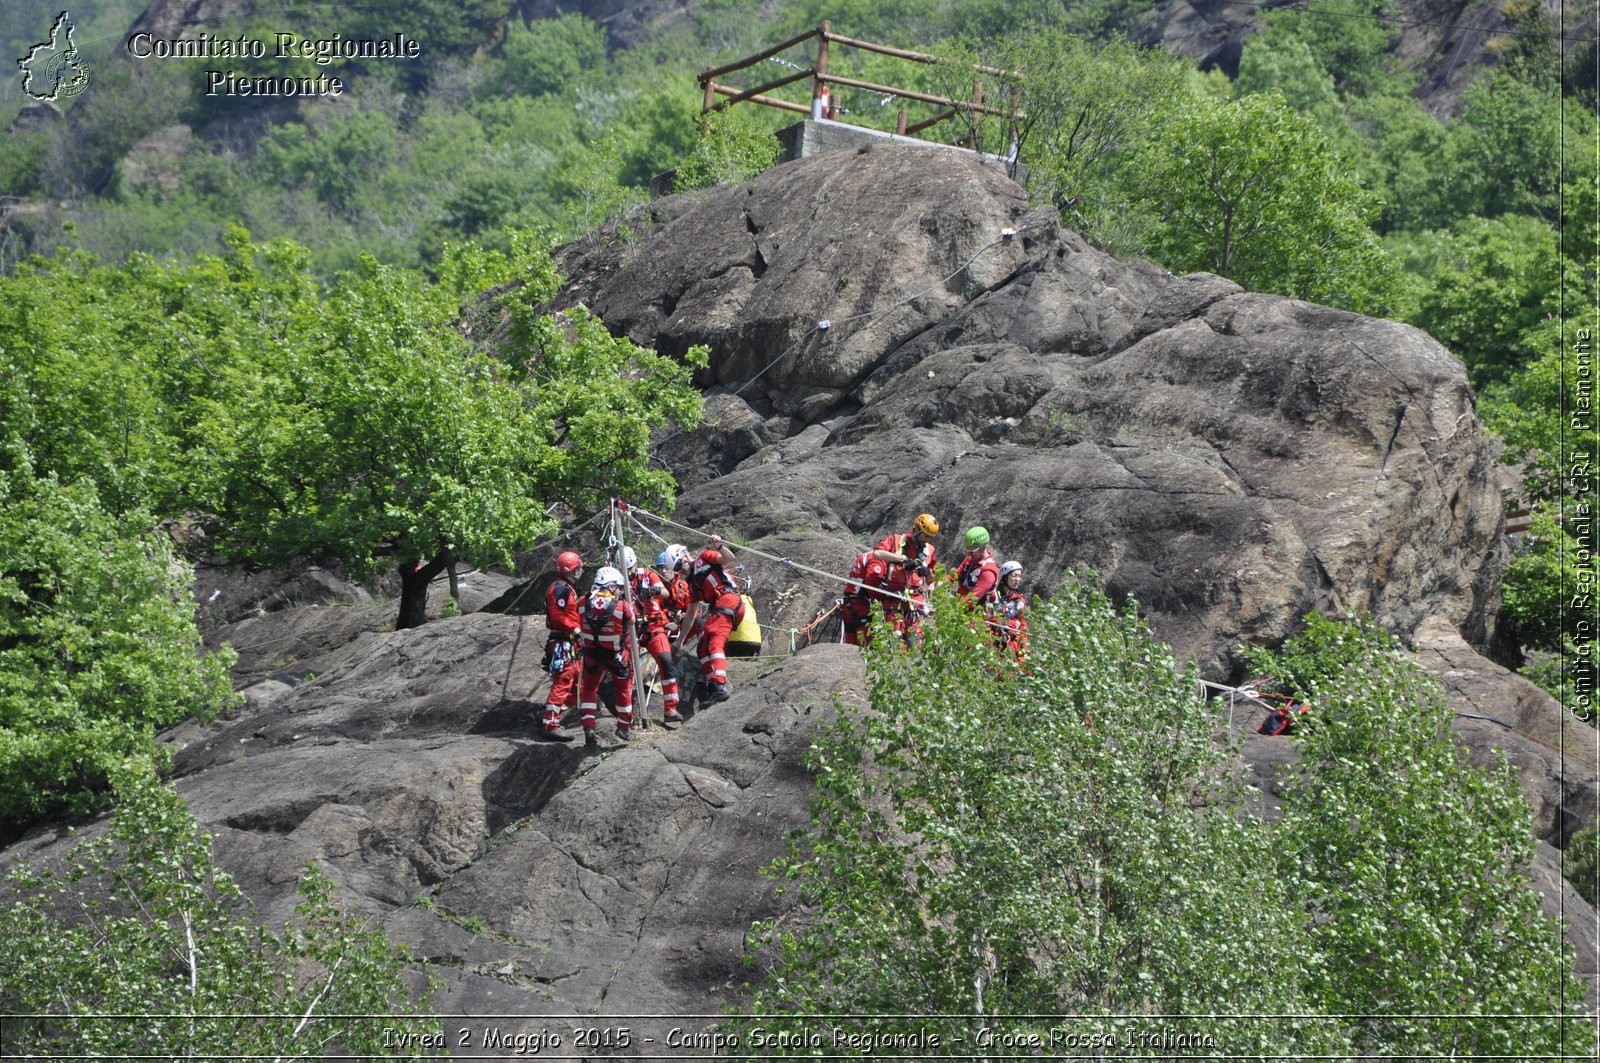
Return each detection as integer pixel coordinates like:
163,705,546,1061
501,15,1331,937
773,118,1026,185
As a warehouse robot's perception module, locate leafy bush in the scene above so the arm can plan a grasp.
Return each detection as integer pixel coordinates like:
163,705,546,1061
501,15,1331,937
674,110,781,191
1133,91,1399,314
0,759,439,1057
494,14,609,97
1269,615,1591,1058
740,587,1592,1055
1565,827,1600,907
740,577,1329,1055
0,471,237,833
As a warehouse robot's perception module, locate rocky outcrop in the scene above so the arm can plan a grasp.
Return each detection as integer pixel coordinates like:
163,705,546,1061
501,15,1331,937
558,146,1503,680
8,135,1596,1046
0,613,860,1041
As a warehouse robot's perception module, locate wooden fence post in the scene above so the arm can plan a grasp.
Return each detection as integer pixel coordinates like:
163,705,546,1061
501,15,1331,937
972,80,984,149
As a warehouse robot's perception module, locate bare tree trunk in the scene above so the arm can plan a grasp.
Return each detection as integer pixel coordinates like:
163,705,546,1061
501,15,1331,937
396,553,449,629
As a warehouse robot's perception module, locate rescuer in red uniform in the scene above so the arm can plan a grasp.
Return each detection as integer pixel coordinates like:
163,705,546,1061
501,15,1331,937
538,550,585,741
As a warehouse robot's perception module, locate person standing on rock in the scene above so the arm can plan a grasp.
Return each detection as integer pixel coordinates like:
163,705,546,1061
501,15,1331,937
656,544,692,641
689,534,743,704
578,566,638,746
991,560,1028,660
538,550,586,742
841,548,893,647
952,526,1001,608
625,547,682,724
872,513,939,641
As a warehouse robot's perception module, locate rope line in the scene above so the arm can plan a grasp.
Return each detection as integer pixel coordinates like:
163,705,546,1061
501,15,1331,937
630,505,1594,761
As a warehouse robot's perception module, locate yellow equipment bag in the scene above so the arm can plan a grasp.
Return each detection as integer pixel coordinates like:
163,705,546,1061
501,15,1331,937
726,594,763,656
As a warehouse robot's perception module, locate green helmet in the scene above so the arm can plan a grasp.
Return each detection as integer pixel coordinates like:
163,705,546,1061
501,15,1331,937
964,526,990,549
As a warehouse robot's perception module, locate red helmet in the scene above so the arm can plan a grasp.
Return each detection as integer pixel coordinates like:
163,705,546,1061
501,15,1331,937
556,550,583,578
698,548,722,566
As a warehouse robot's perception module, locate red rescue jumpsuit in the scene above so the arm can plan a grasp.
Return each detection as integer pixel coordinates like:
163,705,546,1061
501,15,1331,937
541,578,582,733
632,567,680,718
578,593,637,736
690,559,745,692
841,550,892,647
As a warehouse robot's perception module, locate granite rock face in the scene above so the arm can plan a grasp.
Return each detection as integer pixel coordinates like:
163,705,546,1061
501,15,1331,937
558,146,1504,680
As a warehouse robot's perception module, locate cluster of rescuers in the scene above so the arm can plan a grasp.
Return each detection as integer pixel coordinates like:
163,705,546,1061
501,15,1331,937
535,513,1027,745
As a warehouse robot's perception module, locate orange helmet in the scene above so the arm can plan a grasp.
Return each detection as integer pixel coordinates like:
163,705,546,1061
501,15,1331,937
556,551,583,578
912,513,940,537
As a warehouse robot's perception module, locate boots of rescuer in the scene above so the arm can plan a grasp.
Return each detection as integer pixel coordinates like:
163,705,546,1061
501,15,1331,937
541,702,576,742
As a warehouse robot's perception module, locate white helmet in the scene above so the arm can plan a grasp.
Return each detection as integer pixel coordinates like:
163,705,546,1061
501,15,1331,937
1000,560,1023,579
593,566,625,590
620,547,638,571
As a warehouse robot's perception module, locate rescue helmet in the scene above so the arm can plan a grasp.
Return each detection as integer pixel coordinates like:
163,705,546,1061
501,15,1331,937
912,513,940,537
698,547,723,567
964,526,990,549
593,566,625,591
1000,560,1023,579
556,550,584,578
656,549,674,569
620,547,637,571
667,543,689,568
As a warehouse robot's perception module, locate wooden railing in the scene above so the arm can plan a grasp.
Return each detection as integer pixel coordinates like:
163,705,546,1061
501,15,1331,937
698,21,1018,148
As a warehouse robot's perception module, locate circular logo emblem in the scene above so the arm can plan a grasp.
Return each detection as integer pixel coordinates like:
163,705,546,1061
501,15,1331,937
45,50,91,98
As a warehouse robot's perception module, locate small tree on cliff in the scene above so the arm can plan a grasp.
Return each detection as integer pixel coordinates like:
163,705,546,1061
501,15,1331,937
202,229,706,629
739,584,1590,1054
0,759,440,1058
739,578,1334,1056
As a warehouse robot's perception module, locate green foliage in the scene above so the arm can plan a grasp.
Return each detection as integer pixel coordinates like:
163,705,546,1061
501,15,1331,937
257,111,400,213
493,14,610,96
1,227,705,629
739,578,1327,1054
675,110,781,191
553,133,650,239
197,229,704,625
1345,92,1449,233
1565,827,1600,907
0,470,237,832
1267,616,1591,1057
1133,92,1399,313
0,759,439,1057
1482,316,1600,507
744,591,1590,1053
1499,512,1583,656
0,233,320,515
1236,33,1343,129
1397,214,1566,388
935,31,1189,216
1444,71,1562,224
1255,0,1406,99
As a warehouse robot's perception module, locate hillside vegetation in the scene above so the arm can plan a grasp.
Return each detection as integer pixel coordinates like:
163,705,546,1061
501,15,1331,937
0,0,1594,1051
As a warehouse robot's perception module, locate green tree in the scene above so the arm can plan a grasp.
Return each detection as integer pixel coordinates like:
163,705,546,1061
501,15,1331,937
675,108,781,191
1444,71,1562,224
202,230,705,628
739,578,1332,1056
0,468,236,833
934,31,1190,215
1398,214,1566,388
1255,0,1405,98
1256,616,1592,1058
0,759,440,1057
1236,33,1343,130
1134,91,1399,313
492,13,609,97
